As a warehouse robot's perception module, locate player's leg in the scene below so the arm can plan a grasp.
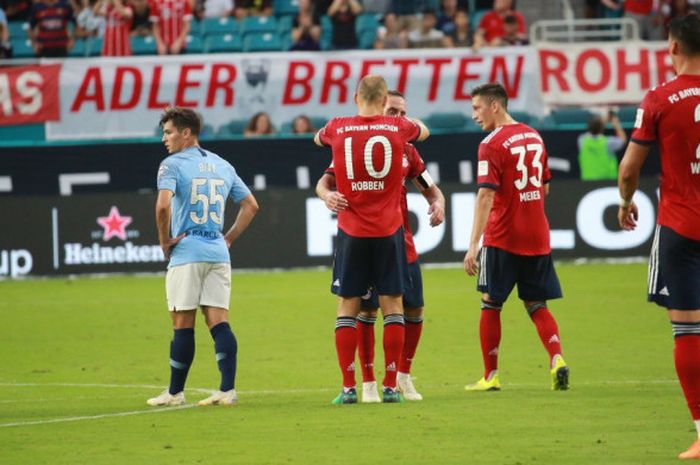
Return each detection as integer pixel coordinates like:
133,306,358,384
397,261,425,400
147,264,199,406
466,247,514,392
357,294,380,403
517,253,566,390
671,309,700,459
379,294,405,403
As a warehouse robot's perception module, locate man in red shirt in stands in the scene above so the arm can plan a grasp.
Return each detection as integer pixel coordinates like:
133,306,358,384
464,82,569,393
314,75,429,404
150,0,191,54
99,0,133,56
618,13,700,460
476,0,526,46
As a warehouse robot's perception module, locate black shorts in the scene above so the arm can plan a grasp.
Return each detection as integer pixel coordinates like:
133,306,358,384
360,260,424,310
476,246,563,304
331,227,408,298
648,225,700,310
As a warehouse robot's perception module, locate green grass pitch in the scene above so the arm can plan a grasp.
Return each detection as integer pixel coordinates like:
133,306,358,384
0,263,692,464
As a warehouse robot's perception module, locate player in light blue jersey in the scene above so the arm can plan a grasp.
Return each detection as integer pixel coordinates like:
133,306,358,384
147,107,259,407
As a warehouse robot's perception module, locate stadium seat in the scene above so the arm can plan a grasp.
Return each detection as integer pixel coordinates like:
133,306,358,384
185,35,204,53
131,35,157,55
241,16,278,37
273,0,299,17
470,9,488,31
200,17,239,37
358,29,376,49
510,111,536,126
320,15,332,50
217,119,249,137
279,121,294,134
277,15,294,36
201,123,215,138
87,38,103,56
355,13,380,37
548,108,594,129
7,21,29,40
309,116,327,130
69,39,88,57
243,32,283,52
205,33,243,53
426,112,471,132
617,105,639,126
10,38,34,58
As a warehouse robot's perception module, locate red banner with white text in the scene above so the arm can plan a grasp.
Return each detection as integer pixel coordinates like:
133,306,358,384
0,64,61,126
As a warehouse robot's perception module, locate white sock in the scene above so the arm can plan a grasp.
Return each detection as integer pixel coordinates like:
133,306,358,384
694,419,700,438
486,370,498,381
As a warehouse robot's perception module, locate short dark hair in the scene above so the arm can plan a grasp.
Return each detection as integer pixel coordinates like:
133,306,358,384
587,115,604,135
387,89,405,99
668,13,700,56
471,83,508,109
159,107,202,136
504,14,518,25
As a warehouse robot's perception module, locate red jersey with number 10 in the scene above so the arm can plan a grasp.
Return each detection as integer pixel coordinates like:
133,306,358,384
630,74,700,241
477,123,552,255
319,115,420,237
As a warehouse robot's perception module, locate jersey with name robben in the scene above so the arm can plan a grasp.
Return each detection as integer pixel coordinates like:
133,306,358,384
318,115,420,238
477,123,552,256
630,74,700,241
157,146,251,267
325,141,427,262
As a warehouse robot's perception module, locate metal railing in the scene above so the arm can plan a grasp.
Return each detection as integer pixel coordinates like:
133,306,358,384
530,17,640,43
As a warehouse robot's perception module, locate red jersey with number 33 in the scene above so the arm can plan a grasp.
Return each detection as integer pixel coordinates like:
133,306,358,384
319,115,420,237
630,74,700,241
477,123,552,255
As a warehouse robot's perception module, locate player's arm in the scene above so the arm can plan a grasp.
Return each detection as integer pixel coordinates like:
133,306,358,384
463,187,495,276
155,189,185,260
410,117,430,142
223,193,259,248
316,173,347,212
411,172,445,227
617,140,651,231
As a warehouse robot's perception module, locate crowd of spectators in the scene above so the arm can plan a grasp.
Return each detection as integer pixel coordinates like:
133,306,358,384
1,0,698,59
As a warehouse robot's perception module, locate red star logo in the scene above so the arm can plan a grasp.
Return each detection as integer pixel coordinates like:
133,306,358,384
97,206,133,241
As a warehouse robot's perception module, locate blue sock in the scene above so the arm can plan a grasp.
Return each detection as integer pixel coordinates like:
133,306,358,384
210,322,237,392
169,328,195,395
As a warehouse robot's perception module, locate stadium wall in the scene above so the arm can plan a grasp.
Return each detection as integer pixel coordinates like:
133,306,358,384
0,180,660,278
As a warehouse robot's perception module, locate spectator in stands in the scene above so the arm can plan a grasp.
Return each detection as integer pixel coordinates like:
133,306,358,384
292,114,316,134
234,0,272,19
492,14,528,45
374,11,407,49
244,112,275,137
476,0,526,46
75,0,106,39
577,111,627,181
98,0,132,55
130,0,151,36
202,0,233,18
446,7,478,48
29,0,75,57
407,8,450,48
150,0,192,54
585,0,603,18
662,0,694,36
389,0,419,32
361,0,389,14
291,3,321,51
601,0,664,39
1,0,32,21
0,6,11,58
328,0,361,50
437,0,458,35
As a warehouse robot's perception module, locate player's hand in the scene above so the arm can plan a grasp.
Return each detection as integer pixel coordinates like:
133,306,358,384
428,201,445,227
618,202,638,231
156,41,167,55
463,247,479,276
323,192,348,213
161,233,186,260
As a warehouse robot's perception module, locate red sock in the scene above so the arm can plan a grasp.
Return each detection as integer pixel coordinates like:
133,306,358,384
530,307,562,363
674,335,700,420
399,317,423,374
335,318,357,388
480,309,501,379
382,314,405,388
357,317,376,382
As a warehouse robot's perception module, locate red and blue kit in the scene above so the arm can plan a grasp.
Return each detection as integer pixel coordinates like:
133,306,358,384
477,123,552,256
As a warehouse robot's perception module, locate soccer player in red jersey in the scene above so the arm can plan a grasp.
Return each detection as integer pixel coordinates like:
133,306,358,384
149,0,191,55
314,75,429,404
99,0,133,56
463,83,569,393
316,90,445,403
617,14,700,460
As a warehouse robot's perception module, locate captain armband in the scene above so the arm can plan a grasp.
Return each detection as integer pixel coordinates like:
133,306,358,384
413,170,435,190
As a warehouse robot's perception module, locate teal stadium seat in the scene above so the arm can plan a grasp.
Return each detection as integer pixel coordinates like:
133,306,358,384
7,21,29,40
320,15,332,50
426,112,472,132
87,37,103,56
217,119,249,137
200,16,239,37
548,108,593,129
69,39,87,57
510,111,536,126
131,35,157,55
358,29,376,49
617,105,639,127
471,9,488,31
241,15,278,37
205,33,243,53
355,13,380,37
273,0,299,17
10,38,34,58
279,121,294,134
243,32,283,52
277,15,294,36
185,35,204,53
309,116,327,130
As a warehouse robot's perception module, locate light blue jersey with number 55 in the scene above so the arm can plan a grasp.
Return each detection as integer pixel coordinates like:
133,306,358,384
157,146,251,268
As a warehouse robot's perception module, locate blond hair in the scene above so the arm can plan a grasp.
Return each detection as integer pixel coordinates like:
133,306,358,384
357,75,388,105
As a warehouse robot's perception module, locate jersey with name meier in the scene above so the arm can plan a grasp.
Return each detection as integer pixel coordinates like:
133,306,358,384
630,74,700,241
318,115,420,237
326,141,427,262
157,146,251,267
477,123,552,255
